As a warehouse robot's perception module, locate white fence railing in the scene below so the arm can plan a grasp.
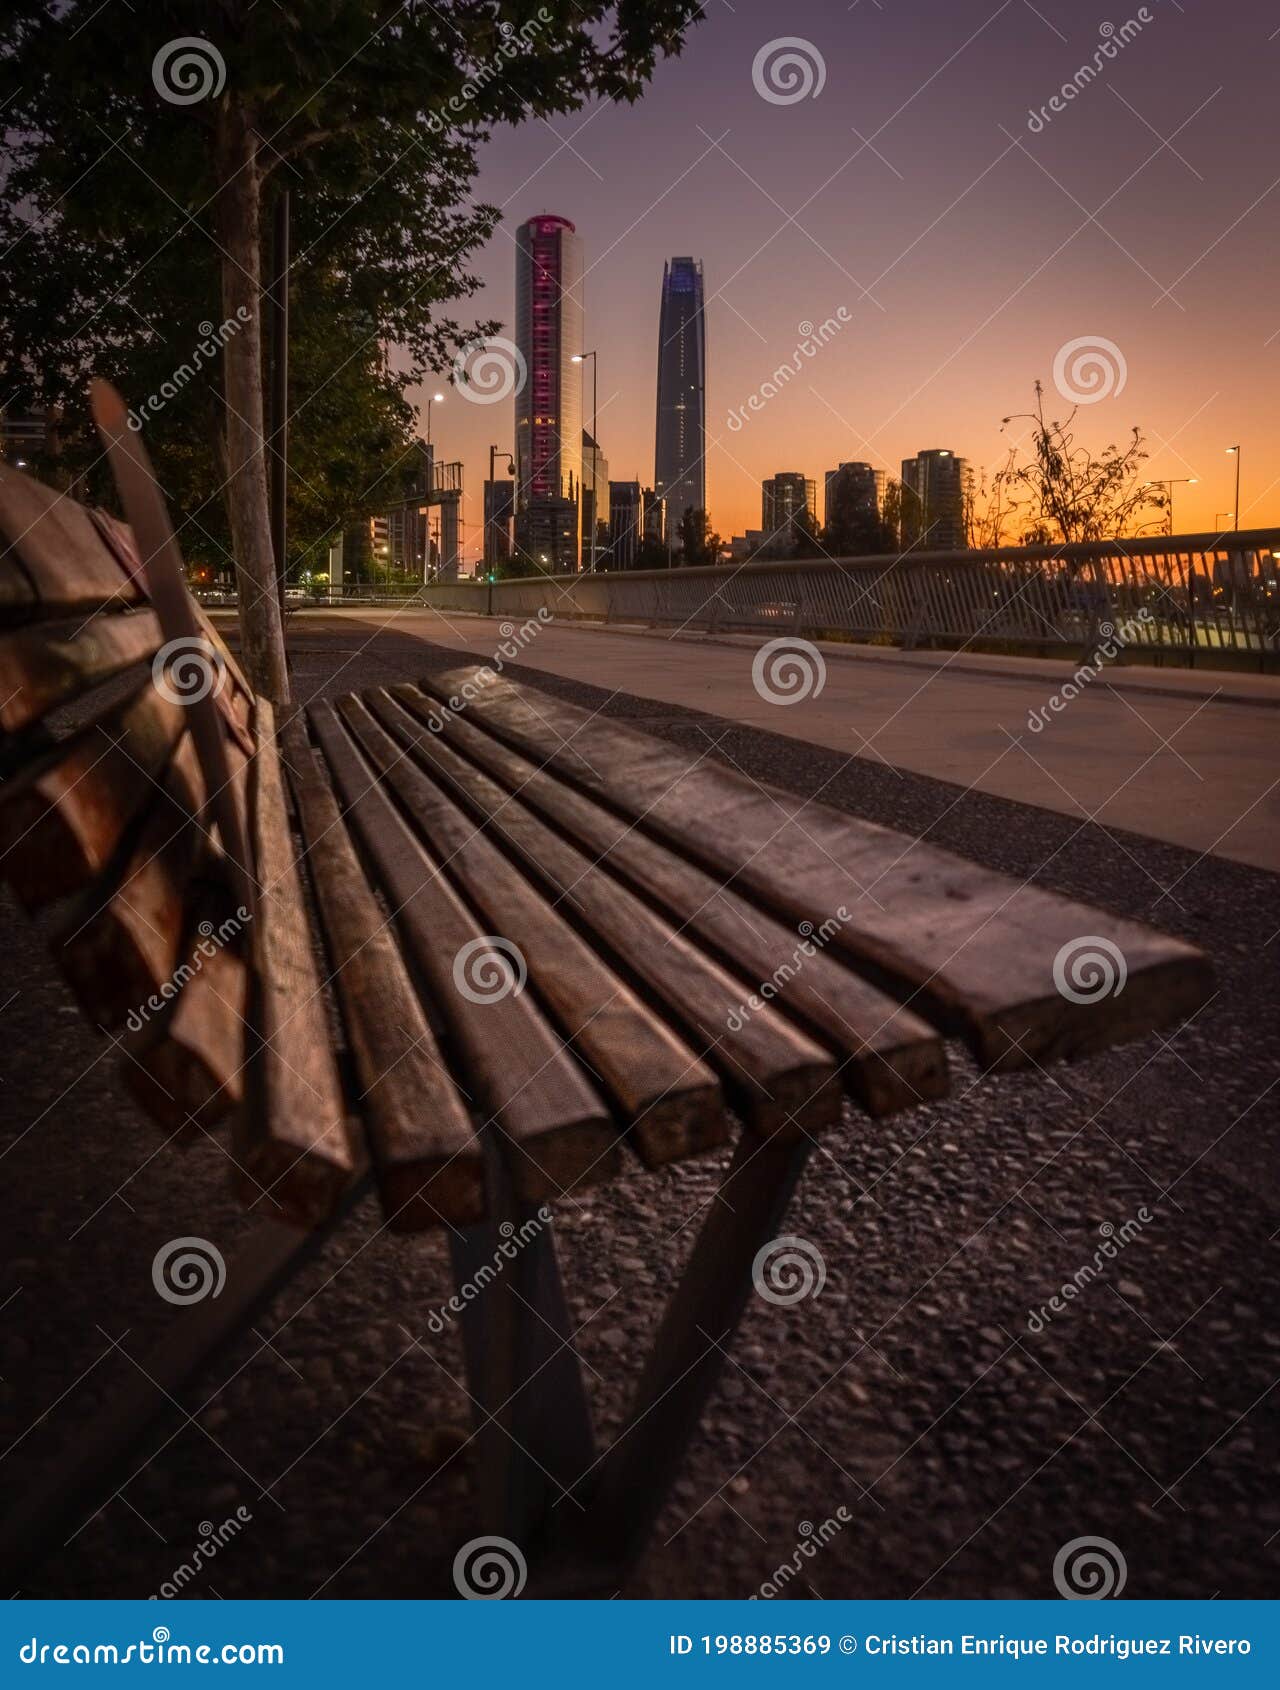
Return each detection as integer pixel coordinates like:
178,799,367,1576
198,530,1280,666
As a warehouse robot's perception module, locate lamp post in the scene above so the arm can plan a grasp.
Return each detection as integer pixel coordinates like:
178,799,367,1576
426,390,444,448
1143,476,1197,537
572,350,598,573
1226,446,1241,532
487,445,516,575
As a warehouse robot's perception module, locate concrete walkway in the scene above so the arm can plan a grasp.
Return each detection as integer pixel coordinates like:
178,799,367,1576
293,608,1280,873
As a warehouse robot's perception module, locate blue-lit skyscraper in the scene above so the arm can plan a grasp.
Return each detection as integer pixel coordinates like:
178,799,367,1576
654,257,706,548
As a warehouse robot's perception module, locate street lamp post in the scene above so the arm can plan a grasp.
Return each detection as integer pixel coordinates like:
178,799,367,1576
426,390,445,449
1226,446,1241,533
1143,476,1198,536
572,350,598,573
487,445,516,576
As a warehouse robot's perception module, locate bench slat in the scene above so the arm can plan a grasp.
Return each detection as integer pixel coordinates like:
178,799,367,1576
396,689,949,1120
275,709,492,1229
317,694,724,1171
0,680,185,907
416,669,1211,1070
122,891,250,1134
240,701,364,1227
371,686,842,1143
0,610,162,736
0,465,140,619
297,704,622,1201
54,732,207,1028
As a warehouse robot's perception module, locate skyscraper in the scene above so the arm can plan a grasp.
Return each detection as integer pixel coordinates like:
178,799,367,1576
761,472,816,553
515,214,583,570
900,449,972,551
654,257,706,549
824,463,885,529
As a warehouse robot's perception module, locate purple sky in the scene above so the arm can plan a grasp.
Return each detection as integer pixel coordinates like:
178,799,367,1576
412,0,1279,561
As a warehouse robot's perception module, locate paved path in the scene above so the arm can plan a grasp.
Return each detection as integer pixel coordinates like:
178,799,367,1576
295,608,1280,873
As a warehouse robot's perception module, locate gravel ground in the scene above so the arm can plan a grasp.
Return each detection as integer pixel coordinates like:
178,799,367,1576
2,618,1278,1602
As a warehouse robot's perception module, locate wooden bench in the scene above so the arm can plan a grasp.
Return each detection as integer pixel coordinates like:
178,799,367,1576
0,441,1212,1596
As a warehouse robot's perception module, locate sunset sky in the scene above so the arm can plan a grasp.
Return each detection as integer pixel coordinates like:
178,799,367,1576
411,0,1279,563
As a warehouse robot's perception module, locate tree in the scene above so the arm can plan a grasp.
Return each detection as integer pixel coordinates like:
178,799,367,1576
824,470,895,557
997,381,1166,546
0,1,703,697
677,505,722,566
789,508,824,560
880,478,903,550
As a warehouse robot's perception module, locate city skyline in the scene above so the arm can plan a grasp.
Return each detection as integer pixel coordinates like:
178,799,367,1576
409,0,1277,564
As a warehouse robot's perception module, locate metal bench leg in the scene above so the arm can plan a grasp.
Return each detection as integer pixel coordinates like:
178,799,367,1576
535,1130,814,1593
0,1174,371,1593
448,1146,595,1553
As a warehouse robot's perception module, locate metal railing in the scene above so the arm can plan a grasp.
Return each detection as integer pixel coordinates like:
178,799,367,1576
197,529,1280,667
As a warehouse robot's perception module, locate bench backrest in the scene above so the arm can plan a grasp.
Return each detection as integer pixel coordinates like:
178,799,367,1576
0,463,359,1225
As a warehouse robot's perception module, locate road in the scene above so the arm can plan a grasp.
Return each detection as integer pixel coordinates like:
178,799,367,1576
291,608,1280,873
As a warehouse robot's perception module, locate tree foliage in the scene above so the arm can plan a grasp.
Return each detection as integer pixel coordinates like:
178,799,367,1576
0,0,703,692
992,381,1166,546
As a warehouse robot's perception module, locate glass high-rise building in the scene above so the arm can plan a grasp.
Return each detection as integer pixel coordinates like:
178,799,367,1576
654,257,706,548
900,449,972,551
515,214,583,569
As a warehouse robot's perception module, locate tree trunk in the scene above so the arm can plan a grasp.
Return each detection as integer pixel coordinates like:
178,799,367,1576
215,102,289,702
